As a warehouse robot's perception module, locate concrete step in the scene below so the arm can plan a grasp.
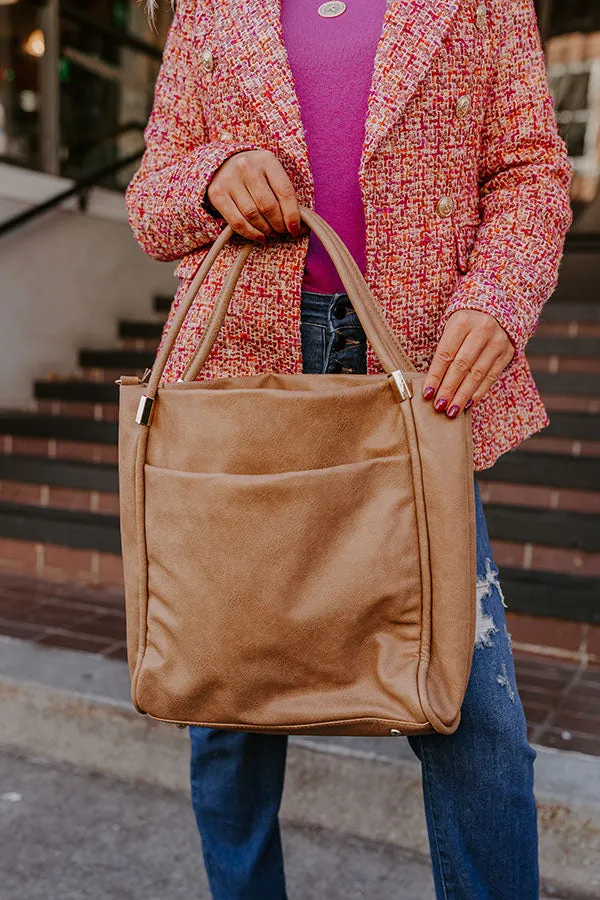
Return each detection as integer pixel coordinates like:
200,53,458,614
0,636,597,898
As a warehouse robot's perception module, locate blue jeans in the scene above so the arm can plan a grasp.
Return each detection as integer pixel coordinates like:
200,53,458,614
189,291,539,899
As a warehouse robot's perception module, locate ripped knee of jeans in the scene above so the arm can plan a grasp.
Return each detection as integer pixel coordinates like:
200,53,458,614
474,557,506,649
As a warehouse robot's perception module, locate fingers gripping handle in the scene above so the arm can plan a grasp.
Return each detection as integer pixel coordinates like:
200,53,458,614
143,206,416,403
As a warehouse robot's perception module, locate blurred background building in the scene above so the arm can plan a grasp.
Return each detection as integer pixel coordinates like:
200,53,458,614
0,0,170,181
0,0,598,690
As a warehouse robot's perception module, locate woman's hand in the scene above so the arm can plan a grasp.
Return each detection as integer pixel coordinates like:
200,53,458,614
422,310,515,417
206,149,301,242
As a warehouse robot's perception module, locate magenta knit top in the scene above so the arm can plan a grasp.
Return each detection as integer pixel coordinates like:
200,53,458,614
280,0,387,294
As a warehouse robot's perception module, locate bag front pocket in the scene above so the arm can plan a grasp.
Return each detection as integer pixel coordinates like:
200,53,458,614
136,455,427,731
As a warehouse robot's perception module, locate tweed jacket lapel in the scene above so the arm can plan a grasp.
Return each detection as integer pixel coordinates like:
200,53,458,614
218,0,312,181
218,0,460,175
361,0,461,169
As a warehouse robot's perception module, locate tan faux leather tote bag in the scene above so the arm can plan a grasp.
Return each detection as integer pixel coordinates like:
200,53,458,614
118,207,476,737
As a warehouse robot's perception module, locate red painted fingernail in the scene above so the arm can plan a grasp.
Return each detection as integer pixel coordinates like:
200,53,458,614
289,222,300,237
434,397,447,412
464,399,474,410
447,404,460,419
423,386,435,401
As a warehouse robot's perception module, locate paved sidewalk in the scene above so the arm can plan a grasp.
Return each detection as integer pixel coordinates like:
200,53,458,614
0,570,599,755
0,750,590,900
0,750,436,900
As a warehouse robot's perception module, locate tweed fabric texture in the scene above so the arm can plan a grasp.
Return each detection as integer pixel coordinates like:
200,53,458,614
125,0,573,471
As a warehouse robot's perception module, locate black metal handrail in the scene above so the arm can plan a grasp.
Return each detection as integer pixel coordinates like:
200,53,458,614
0,150,144,239
64,120,147,154
60,5,163,61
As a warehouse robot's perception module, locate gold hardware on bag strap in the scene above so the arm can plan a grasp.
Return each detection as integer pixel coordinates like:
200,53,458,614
389,370,412,402
135,395,155,427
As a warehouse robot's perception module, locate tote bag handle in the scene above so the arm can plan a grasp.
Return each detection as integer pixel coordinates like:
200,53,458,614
144,206,416,403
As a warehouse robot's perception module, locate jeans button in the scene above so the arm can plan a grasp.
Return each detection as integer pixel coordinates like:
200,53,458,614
334,299,348,319
333,332,347,351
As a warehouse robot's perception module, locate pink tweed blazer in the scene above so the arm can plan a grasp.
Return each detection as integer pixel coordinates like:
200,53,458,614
126,0,573,470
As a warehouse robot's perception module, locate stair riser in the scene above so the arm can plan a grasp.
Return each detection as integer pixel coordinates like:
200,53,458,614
0,482,119,515
536,322,600,338
506,613,600,668
79,368,136,383
478,480,600,514
542,394,600,414
529,355,600,375
120,338,159,352
0,538,123,588
35,400,119,422
493,539,600,578
1,436,117,464
524,436,600,457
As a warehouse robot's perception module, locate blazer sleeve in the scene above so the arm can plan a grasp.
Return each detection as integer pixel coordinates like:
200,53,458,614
125,1,258,262
438,0,573,362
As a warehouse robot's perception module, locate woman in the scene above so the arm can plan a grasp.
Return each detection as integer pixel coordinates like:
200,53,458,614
126,0,572,896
